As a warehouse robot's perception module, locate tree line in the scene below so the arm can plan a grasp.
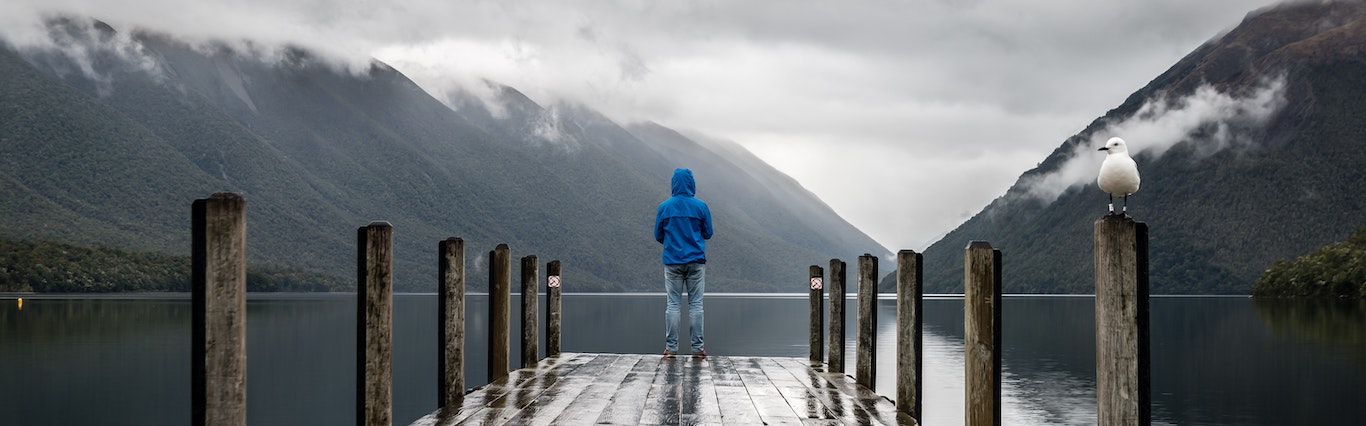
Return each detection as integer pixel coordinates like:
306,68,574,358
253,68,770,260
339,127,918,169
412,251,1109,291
1252,227,1366,298
0,237,349,292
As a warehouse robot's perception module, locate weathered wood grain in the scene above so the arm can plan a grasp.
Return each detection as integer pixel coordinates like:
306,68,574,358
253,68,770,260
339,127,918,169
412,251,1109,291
521,255,539,369
545,261,562,357
827,259,847,374
1094,215,1151,426
358,221,394,426
810,265,825,363
437,237,465,411
488,244,511,383
191,193,247,426
856,254,878,390
964,241,1001,426
896,249,923,421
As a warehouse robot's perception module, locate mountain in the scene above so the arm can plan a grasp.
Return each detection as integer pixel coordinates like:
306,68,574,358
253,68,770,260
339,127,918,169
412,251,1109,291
0,17,889,292
896,1,1366,294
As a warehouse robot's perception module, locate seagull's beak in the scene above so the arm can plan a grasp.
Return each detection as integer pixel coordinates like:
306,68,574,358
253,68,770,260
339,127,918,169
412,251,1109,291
1098,147,1109,151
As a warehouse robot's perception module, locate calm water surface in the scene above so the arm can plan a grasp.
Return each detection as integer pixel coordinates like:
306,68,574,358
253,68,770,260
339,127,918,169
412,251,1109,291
1,294,1362,425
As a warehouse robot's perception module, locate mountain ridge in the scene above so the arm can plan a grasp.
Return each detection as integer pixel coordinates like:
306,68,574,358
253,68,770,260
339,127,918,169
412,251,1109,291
899,0,1366,294
1,17,890,292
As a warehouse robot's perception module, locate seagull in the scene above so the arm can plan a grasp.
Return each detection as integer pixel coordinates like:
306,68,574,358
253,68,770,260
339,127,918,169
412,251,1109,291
1097,137,1140,214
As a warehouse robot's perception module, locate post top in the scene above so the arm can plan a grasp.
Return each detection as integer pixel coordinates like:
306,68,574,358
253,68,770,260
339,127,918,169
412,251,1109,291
897,249,919,255
966,240,994,250
1096,213,1143,225
365,220,392,228
208,192,244,201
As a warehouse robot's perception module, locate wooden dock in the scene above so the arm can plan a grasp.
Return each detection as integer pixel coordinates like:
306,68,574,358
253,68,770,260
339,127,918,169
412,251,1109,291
188,194,1151,426
409,353,916,426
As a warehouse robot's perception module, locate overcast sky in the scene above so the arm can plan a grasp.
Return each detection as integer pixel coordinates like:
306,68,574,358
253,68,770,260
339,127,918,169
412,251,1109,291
2,0,1284,251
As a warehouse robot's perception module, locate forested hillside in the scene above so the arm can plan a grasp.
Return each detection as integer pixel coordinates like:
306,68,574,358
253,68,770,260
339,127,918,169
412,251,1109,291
1252,227,1366,298
0,237,345,292
0,18,888,292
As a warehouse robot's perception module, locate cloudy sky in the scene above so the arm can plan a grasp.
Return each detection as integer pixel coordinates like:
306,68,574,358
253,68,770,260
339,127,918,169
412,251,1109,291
1,0,1284,251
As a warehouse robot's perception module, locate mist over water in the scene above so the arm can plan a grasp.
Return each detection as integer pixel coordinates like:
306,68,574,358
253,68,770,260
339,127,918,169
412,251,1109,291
1,294,1361,425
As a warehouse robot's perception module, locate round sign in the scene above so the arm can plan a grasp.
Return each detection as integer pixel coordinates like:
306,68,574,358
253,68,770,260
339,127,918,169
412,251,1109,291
810,277,823,290
548,275,561,288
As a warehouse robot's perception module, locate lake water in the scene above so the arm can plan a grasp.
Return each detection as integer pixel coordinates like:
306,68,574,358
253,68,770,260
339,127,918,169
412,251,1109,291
1,294,1362,425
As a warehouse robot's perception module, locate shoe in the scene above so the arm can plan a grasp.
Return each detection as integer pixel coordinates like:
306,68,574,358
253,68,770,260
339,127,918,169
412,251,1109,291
662,349,677,357
691,348,707,359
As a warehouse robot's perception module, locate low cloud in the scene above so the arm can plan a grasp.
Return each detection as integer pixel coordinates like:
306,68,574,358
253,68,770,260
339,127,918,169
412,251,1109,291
0,0,1284,251
1018,74,1288,204
5,15,163,96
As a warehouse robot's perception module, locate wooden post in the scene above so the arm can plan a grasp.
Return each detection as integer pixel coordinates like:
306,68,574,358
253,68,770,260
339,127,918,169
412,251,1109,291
437,238,465,411
488,244,511,383
546,261,562,358
896,249,923,420
191,193,247,426
520,255,539,369
964,241,1001,426
357,222,394,426
1095,215,1151,426
855,254,877,389
827,259,847,373
809,265,825,363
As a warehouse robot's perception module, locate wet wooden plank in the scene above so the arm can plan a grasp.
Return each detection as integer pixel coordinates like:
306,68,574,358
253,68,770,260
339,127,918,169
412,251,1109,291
707,356,765,425
409,353,587,426
724,357,805,425
506,353,623,425
593,354,660,424
547,354,644,424
776,358,917,426
410,354,913,426
771,359,891,426
752,357,839,422
679,356,723,425
640,355,684,425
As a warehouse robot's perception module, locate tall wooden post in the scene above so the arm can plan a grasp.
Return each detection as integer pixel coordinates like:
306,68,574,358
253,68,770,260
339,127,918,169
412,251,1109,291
357,222,394,426
488,244,511,383
520,255,540,369
1095,215,1151,426
809,265,825,363
896,249,924,420
964,241,1001,426
546,261,562,357
855,254,878,389
192,193,247,426
437,238,465,411
827,259,847,373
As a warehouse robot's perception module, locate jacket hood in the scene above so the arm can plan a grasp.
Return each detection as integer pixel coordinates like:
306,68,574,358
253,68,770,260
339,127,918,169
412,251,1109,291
670,168,696,197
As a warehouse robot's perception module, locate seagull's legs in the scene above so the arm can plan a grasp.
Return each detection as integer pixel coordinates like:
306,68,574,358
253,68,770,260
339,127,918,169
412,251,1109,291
1108,194,1115,213
1123,193,1129,213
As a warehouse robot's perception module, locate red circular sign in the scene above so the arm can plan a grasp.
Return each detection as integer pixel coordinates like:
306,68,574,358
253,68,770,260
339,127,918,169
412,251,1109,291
810,277,823,290
548,275,561,288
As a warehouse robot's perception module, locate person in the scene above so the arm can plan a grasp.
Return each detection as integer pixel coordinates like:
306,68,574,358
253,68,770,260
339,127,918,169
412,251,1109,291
654,167,713,358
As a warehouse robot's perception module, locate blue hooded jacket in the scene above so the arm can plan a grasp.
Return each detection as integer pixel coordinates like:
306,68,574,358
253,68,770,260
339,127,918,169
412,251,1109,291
654,168,713,265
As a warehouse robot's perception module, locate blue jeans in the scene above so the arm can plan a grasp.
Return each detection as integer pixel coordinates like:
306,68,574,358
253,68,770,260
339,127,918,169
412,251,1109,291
664,263,705,352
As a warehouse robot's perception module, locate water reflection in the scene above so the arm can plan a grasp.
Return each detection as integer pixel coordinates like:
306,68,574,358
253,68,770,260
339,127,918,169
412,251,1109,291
1252,298,1366,370
886,297,1100,426
2,294,1363,425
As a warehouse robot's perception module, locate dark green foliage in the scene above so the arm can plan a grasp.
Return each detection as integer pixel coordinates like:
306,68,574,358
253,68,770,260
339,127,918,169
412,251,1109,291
0,236,347,292
1252,227,1366,298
